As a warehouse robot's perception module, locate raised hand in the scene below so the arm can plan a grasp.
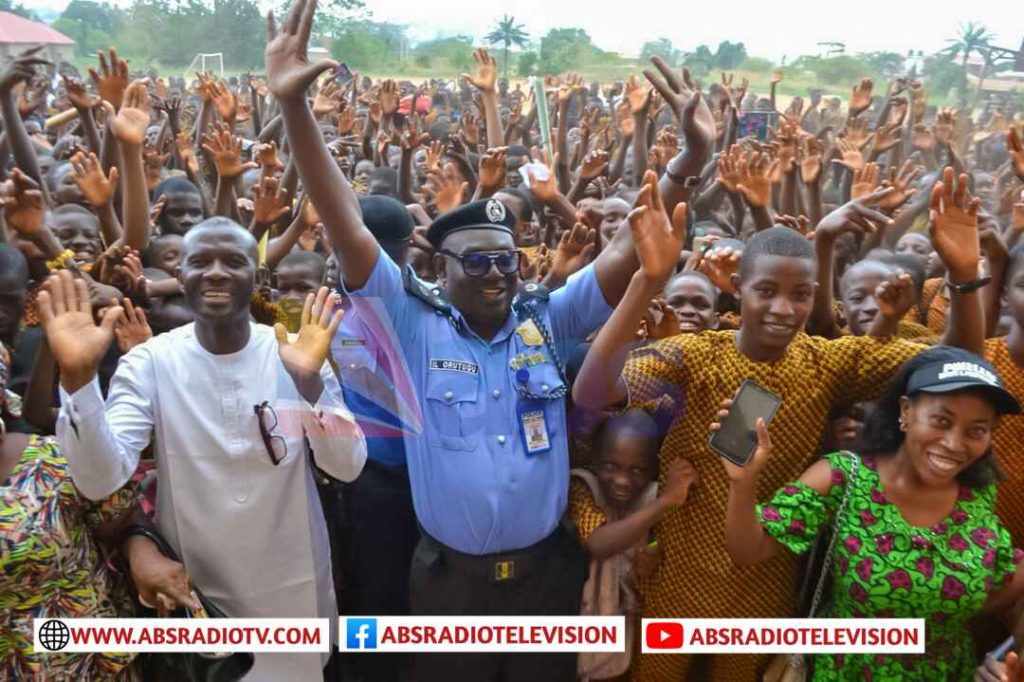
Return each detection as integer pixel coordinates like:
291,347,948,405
209,79,238,123
460,112,480,148
700,244,741,295
800,137,823,184
933,108,956,146
143,147,170,192
70,151,119,208
478,146,508,191
313,78,343,115
274,286,344,381
378,78,400,117
848,77,873,117
109,80,152,145
0,168,46,237
624,74,653,114
875,271,915,320
717,144,745,194
776,214,812,237
735,151,777,208
929,166,981,283
62,74,99,110
38,270,124,393
335,104,356,135
815,187,894,243
872,121,902,153
201,123,258,179
400,115,430,151
911,124,934,152
877,159,919,212
557,72,584,106
462,48,497,93
834,137,865,173
628,170,686,281
525,152,560,204
255,140,285,174
643,56,715,154
851,162,881,200
1007,127,1024,182
88,47,128,109
251,175,291,224
265,0,337,102
425,163,468,214
547,222,597,282
842,116,874,151
578,149,609,182
115,298,153,352
175,131,200,177
0,46,50,94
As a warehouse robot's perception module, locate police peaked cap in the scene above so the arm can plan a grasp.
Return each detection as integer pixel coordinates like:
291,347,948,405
426,199,516,248
359,195,415,243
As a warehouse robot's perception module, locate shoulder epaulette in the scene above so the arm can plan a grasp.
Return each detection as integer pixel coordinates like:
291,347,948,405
403,265,451,315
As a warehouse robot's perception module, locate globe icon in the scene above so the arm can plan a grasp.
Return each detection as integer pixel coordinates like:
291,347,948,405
39,620,70,651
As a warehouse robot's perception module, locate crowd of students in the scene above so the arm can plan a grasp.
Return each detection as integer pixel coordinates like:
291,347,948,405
4,1,1024,680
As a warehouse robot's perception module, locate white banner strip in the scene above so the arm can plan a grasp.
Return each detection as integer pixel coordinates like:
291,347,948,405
33,618,330,653
641,618,926,654
340,616,625,652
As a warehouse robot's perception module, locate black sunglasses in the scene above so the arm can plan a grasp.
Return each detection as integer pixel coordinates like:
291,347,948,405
439,249,521,278
253,401,286,466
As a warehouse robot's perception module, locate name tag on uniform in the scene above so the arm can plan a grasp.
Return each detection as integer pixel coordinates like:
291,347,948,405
515,319,544,346
340,338,367,346
518,404,551,456
429,359,480,375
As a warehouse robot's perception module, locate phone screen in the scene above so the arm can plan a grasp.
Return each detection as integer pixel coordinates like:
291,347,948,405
737,112,778,142
708,379,782,466
335,62,354,86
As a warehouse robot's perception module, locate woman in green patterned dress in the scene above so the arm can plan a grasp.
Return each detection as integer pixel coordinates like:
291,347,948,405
719,346,1024,681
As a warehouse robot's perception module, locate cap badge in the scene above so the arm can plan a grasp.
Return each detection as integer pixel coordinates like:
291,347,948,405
486,199,506,223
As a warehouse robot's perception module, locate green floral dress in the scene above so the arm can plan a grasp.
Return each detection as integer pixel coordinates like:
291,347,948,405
1,436,139,680
757,452,1022,682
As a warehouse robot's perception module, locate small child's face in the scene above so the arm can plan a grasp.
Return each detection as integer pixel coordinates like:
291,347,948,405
663,276,717,334
594,431,654,508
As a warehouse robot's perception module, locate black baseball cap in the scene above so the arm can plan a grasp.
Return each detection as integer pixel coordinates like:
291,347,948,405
906,356,1021,415
359,195,415,243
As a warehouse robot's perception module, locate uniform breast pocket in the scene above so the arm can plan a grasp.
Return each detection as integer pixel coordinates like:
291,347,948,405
521,362,566,399
425,370,481,451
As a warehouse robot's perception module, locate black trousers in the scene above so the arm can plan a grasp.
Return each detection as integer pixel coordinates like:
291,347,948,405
331,461,420,682
409,520,588,682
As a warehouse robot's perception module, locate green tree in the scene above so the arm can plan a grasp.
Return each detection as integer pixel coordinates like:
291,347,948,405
484,14,528,79
0,0,37,20
790,54,879,85
517,50,538,77
921,53,961,100
412,36,473,72
640,38,678,65
682,45,715,77
54,1,124,58
943,22,992,100
329,20,407,71
713,41,747,69
539,28,593,74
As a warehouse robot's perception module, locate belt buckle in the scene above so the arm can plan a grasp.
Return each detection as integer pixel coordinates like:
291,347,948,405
494,559,515,582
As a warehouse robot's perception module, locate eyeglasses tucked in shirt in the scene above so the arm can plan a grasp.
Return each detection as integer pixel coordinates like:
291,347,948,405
253,401,286,466
438,249,521,277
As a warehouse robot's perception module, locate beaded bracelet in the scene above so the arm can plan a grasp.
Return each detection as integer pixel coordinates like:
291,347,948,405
45,248,76,271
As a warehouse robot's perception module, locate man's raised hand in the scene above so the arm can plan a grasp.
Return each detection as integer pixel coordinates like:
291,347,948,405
628,169,686,282
643,57,715,155
38,270,124,394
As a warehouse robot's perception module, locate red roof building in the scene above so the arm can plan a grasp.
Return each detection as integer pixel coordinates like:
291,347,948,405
0,12,74,66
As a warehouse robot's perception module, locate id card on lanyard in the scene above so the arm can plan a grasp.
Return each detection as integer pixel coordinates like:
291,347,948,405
514,368,551,456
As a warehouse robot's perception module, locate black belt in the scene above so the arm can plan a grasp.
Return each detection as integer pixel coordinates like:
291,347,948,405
419,522,570,584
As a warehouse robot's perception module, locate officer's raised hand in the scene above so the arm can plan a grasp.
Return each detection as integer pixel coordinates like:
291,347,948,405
628,169,687,284
265,0,337,103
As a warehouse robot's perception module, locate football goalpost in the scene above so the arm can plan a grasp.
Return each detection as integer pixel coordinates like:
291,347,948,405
185,53,225,79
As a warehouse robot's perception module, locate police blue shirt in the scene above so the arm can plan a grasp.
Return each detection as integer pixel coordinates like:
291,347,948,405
346,248,613,554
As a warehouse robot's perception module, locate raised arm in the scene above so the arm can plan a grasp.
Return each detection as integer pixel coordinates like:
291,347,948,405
572,172,685,410
108,83,153,252
266,0,379,289
0,47,51,188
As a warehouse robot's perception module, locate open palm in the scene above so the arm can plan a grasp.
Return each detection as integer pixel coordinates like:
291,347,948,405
265,0,336,102
929,167,980,280
629,170,685,280
274,287,343,378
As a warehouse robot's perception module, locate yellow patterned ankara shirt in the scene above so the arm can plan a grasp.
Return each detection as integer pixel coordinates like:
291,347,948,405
623,330,925,681
984,337,1024,548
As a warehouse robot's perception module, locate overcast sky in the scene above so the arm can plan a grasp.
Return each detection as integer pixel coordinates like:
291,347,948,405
36,0,1020,62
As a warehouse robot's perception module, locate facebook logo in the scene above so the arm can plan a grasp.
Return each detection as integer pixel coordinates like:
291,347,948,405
346,618,377,650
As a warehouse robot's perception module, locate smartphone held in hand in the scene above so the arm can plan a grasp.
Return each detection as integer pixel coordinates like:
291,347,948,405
708,379,782,466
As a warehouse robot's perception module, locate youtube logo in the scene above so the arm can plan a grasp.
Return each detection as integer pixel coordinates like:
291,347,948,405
645,621,684,650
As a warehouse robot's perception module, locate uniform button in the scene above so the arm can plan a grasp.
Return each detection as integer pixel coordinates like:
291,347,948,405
349,364,357,370
444,390,454,401
541,384,549,393
497,435,507,444
492,389,501,399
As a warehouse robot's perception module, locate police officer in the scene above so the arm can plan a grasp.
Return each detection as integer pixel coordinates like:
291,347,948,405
269,7,643,675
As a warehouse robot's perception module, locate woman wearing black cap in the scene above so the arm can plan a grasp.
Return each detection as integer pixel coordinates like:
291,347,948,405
719,346,1024,681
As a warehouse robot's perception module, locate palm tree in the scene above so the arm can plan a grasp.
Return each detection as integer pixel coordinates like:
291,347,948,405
944,22,992,100
485,14,529,79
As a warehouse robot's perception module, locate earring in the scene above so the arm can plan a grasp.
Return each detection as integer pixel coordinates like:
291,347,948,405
898,418,908,431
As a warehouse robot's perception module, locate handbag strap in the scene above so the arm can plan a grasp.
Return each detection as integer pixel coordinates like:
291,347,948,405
806,450,859,619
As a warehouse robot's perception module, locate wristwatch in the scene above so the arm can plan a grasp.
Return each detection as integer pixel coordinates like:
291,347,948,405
945,275,991,294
